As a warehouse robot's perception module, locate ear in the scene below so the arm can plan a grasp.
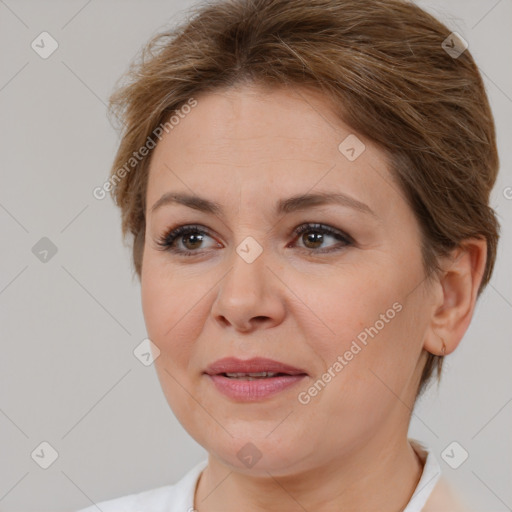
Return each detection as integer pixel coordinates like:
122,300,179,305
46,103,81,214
423,237,487,356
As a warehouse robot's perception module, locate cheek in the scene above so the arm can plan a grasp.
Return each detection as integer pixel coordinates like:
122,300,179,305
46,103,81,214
141,254,190,336
141,268,204,422
293,260,421,396
292,265,399,349
141,268,170,342
141,263,208,372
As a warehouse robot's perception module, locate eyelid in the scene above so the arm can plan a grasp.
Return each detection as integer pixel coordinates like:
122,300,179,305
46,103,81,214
292,222,353,243
154,223,219,252
155,221,354,256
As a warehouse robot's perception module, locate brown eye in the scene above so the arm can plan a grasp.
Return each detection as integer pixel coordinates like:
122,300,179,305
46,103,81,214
181,232,205,250
155,224,220,255
155,222,353,257
301,230,325,249
292,223,353,253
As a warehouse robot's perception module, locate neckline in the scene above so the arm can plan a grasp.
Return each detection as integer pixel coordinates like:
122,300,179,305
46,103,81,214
403,439,442,511
187,439,441,511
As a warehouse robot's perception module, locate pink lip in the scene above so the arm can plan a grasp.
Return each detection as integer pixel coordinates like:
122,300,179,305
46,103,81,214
205,357,307,375
207,374,307,401
204,357,308,402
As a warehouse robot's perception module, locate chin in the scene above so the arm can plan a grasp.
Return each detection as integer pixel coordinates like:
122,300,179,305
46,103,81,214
201,428,310,474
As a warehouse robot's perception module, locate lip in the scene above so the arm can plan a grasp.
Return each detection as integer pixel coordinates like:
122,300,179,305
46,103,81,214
204,357,308,402
205,357,308,376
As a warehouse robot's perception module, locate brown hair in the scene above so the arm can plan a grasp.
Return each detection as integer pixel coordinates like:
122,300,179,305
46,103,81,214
106,0,500,396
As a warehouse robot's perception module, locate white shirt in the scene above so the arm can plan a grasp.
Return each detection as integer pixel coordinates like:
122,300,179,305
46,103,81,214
75,439,469,512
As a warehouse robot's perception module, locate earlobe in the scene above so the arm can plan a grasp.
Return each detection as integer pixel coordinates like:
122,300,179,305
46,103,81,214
423,238,487,357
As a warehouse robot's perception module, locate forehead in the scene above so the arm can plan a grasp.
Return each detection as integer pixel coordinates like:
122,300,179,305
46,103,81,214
146,85,403,220
158,84,360,157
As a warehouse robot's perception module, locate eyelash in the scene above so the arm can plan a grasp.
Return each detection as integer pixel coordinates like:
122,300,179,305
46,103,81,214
154,223,353,257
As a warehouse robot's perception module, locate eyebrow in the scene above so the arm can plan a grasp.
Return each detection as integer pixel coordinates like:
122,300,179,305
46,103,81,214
149,191,377,218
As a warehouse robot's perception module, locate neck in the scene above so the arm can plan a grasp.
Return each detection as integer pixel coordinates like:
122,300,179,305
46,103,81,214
194,433,424,512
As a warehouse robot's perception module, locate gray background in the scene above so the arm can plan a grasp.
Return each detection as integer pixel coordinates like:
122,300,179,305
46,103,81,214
0,0,511,511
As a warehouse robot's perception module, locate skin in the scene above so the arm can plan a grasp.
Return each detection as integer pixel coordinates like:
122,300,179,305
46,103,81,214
140,83,487,512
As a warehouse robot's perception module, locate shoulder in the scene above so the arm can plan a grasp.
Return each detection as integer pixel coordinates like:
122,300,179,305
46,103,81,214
423,477,473,512
406,439,473,512
75,459,208,512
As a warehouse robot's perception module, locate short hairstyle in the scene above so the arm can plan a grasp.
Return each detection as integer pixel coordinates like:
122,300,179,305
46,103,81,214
106,0,500,396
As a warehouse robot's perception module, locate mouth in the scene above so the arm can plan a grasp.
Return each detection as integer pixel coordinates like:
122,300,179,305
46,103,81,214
205,356,308,377
220,371,296,380
204,357,308,401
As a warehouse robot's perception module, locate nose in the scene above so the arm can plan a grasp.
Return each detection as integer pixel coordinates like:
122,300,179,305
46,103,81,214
210,242,286,333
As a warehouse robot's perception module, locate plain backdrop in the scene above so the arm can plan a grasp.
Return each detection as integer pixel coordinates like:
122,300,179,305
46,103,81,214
0,0,511,511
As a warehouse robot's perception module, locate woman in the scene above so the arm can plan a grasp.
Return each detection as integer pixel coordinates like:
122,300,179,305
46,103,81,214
79,0,500,510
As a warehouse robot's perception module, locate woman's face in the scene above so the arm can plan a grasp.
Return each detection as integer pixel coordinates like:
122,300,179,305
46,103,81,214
141,84,436,475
